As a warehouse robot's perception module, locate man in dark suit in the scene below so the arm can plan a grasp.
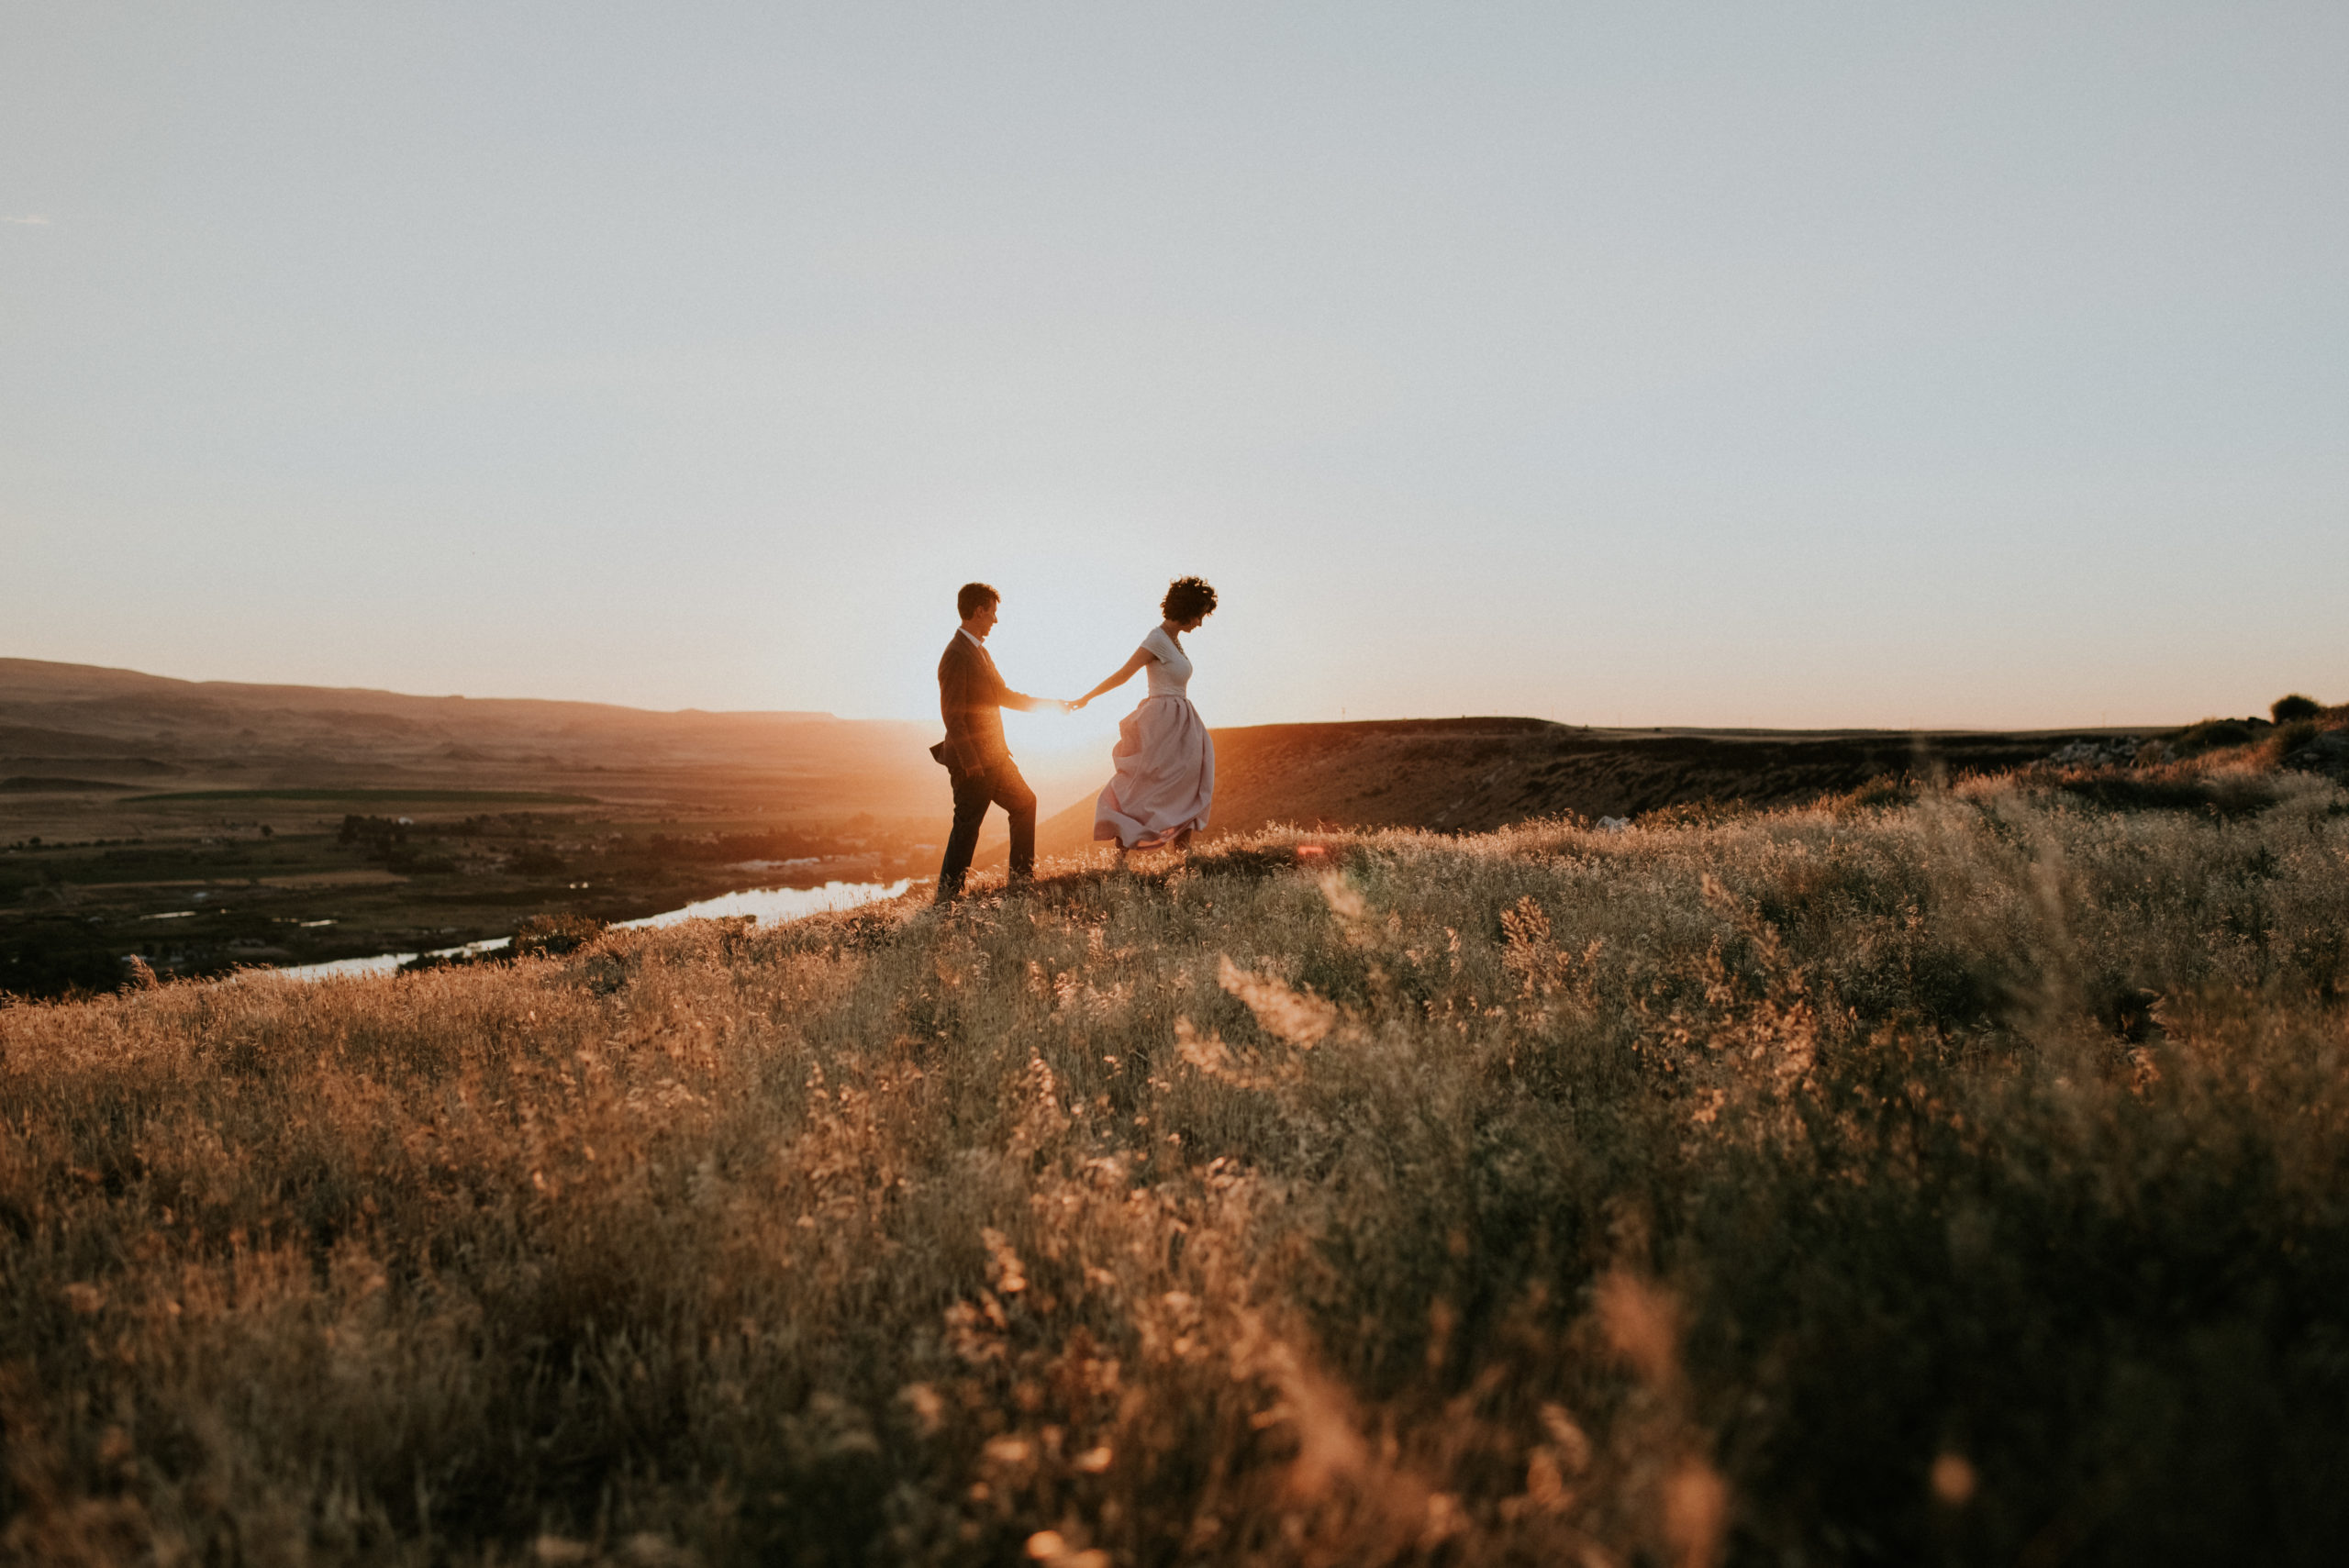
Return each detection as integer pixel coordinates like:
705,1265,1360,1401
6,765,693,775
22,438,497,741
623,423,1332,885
933,582,1063,898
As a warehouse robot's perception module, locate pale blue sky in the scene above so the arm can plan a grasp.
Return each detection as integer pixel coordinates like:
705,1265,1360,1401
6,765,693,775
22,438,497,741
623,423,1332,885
5,2,2343,730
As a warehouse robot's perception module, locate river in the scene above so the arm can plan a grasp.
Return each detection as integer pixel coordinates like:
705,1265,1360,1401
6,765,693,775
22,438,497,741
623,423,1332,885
272,878,913,981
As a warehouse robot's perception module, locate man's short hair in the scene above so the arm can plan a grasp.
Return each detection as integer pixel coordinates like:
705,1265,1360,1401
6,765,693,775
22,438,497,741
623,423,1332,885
957,582,1000,620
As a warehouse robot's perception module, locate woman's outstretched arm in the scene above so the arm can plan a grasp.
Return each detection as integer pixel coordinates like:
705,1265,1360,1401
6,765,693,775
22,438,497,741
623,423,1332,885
1073,647,1157,709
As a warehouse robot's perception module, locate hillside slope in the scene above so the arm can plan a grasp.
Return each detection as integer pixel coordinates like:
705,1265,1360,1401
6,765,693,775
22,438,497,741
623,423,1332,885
5,775,2344,1562
998,716,2147,863
0,657,933,813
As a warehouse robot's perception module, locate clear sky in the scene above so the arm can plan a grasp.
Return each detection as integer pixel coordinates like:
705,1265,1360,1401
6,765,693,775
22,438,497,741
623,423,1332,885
5,2,2343,733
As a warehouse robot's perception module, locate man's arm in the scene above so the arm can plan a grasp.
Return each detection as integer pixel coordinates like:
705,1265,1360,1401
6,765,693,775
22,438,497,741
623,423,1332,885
975,649,1062,714
940,642,977,726
999,687,1056,714
937,641,988,770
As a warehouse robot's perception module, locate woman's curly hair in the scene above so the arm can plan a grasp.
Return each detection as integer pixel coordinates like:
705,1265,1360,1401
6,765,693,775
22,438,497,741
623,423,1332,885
1162,576,1218,624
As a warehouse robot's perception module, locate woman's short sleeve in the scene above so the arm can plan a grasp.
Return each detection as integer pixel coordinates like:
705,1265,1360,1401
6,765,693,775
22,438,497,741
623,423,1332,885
1140,627,1175,662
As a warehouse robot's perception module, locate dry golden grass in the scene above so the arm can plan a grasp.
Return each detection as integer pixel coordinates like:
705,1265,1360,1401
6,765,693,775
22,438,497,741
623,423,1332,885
4,770,2347,1565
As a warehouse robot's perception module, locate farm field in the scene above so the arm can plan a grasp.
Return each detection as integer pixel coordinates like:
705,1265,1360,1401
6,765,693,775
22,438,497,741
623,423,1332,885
4,758,2344,1563
0,659,955,992
0,795,945,994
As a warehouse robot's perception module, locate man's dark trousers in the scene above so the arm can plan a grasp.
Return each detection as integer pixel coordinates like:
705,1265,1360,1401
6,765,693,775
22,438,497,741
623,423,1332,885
937,760,1036,897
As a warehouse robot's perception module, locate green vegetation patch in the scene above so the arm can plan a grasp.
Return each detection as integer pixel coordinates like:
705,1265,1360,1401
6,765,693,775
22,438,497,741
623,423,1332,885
126,788,599,804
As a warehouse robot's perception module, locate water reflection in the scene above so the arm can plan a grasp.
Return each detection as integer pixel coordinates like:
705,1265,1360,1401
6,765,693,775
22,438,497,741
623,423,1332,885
279,938,512,983
271,879,912,982
613,879,912,929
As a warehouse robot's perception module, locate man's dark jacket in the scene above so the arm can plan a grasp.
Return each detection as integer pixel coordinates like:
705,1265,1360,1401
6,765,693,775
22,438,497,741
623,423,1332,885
932,632,1029,775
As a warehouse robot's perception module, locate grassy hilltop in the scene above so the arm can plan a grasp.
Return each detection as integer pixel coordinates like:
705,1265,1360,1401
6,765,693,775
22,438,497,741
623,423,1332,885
3,758,2347,1563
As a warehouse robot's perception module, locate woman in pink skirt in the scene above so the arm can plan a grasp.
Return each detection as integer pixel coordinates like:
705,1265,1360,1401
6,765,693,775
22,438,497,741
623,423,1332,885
1074,576,1217,856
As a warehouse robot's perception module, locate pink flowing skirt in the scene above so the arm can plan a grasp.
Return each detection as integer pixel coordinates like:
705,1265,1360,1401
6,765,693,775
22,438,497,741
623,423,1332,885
1094,695,1214,850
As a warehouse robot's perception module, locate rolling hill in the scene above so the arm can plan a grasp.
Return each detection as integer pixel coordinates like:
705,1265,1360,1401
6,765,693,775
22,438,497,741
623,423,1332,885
0,657,935,814
995,715,2149,865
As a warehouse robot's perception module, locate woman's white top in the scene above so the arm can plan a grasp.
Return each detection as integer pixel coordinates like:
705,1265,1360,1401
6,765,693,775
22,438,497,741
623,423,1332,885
1141,627,1193,698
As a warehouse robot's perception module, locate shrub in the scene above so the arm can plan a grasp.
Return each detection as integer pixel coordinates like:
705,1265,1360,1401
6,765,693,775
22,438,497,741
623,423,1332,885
2275,718,2321,756
337,814,406,850
510,911,607,958
1820,772,1915,815
2272,693,2323,723
2168,716,2264,758
384,850,456,874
